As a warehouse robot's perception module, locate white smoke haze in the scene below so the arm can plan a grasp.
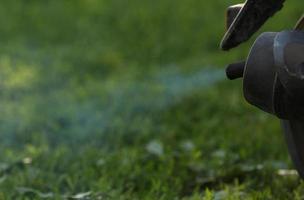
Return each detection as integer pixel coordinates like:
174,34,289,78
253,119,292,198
0,54,224,146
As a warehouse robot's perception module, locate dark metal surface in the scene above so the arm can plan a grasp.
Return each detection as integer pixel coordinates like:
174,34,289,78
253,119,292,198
243,32,277,114
225,61,245,80
282,120,304,178
226,30,304,177
279,31,304,178
274,31,304,107
221,0,285,50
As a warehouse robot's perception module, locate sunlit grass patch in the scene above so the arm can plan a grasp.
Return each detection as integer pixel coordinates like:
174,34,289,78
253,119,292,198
0,0,302,199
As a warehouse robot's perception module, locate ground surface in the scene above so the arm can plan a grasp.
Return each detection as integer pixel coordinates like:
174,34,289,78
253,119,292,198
0,0,303,199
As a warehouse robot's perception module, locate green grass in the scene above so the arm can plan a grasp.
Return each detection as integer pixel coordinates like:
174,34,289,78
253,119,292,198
0,0,303,199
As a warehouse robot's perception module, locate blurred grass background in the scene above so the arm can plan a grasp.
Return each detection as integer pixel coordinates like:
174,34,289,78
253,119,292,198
0,0,303,199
